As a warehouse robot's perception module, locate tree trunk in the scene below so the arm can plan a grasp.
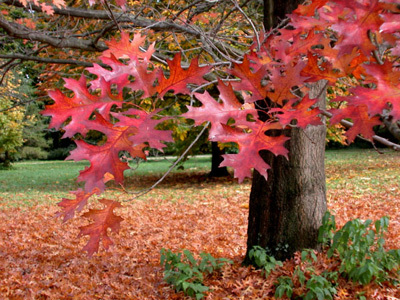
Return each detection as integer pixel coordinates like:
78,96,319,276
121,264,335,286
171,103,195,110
244,0,327,262
208,141,230,177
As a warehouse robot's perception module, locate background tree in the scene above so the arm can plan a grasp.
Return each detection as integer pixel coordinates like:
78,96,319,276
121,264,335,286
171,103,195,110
0,70,36,167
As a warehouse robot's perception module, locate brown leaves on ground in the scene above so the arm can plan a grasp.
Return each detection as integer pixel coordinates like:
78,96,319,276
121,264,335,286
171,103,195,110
1,163,400,299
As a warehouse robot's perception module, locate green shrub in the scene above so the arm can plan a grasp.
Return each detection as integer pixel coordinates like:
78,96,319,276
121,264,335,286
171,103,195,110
160,248,232,299
47,147,74,160
248,245,283,277
320,213,400,285
20,146,48,160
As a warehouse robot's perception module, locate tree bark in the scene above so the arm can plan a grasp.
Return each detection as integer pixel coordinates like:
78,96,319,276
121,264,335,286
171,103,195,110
244,0,328,262
208,142,230,177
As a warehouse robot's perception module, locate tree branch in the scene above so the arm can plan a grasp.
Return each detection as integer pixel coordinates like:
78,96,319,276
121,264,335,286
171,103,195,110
1,0,202,37
0,16,107,51
322,110,400,151
0,53,104,67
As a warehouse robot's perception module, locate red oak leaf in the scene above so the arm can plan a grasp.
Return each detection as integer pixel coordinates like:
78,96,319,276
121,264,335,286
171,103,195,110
328,48,368,78
380,13,400,33
270,95,322,129
330,105,381,143
79,199,123,257
183,80,257,132
329,0,384,55
301,52,344,85
42,75,122,138
56,188,98,222
213,122,289,183
293,0,328,17
67,113,147,192
267,61,309,105
40,3,54,15
285,31,326,59
157,53,211,98
229,55,268,103
114,109,173,150
87,54,157,98
342,63,400,120
103,32,154,61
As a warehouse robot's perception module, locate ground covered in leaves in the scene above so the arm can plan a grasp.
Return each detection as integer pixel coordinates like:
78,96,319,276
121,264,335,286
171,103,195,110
0,150,400,299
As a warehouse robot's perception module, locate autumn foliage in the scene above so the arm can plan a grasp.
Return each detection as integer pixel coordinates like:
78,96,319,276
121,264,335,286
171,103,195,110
39,0,400,256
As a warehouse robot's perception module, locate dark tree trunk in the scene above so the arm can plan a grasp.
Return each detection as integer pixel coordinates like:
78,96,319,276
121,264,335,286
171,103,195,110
244,0,328,262
208,141,230,177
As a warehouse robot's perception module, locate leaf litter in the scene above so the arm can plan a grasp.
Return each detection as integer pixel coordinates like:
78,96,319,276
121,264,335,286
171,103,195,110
1,155,400,299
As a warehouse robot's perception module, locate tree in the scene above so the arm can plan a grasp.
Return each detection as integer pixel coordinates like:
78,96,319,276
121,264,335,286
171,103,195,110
0,70,31,167
245,0,327,262
1,0,400,261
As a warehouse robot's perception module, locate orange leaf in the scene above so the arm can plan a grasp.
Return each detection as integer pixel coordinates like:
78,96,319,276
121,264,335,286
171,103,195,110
79,199,124,257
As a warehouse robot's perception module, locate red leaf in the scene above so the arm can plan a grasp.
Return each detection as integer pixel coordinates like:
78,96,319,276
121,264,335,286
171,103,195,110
214,122,289,183
103,32,154,61
56,188,98,222
343,62,400,120
67,111,171,192
293,0,328,17
156,53,211,98
229,55,268,103
88,53,157,98
267,61,309,105
114,109,173,150
183,79,257,132
329,0,384,55
79,199,123,257
301,52,344,85
330,105,381,143
270,95,322,129
42,75,122,138
67,113,145,192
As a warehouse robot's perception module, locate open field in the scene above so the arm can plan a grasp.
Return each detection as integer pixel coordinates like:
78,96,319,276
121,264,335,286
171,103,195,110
0,149,399,299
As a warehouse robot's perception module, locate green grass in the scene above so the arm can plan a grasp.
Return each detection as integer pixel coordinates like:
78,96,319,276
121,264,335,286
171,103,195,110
1,149,399,208
0,156,211,207
325,148,400,195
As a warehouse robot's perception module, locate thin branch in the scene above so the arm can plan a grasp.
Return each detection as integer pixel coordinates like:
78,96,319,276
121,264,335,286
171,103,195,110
124,122,210,201
231,0,260,51
102,0,122,32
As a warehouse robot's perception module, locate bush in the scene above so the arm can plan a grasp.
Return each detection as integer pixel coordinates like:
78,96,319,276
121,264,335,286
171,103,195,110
20,146,48,160
47,146,75,160
160,248,232,299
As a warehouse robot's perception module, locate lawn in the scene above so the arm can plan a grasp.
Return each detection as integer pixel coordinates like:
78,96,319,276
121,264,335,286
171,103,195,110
0,149,399,299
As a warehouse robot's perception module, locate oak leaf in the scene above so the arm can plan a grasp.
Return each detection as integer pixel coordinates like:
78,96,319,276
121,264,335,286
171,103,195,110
67,113,146,192
79,199,123,257
103,32,155,61
270,95,322,129
42,76,123,138
213,122,289,183
156,53,211,98
330,105,381,143
56,188,98,222
229,55,268,103
183,80,257,132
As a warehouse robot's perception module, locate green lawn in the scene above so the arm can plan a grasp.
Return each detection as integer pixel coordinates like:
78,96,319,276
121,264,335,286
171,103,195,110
0,149,399,207
0,156,211,207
